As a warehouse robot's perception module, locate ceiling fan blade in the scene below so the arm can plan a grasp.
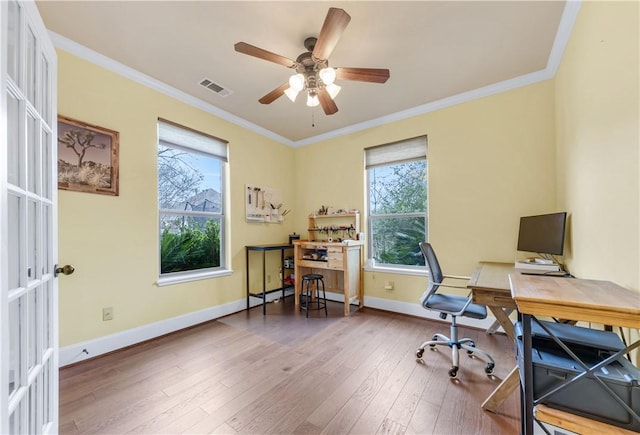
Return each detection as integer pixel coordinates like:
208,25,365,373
312,8,351,62
259,82,289,104
317,87,338,115
234,42,297,68
335,67,390,83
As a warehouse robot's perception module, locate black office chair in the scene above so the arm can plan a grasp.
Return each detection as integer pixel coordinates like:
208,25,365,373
416,242,495,378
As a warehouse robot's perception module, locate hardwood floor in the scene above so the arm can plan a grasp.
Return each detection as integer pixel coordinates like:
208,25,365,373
59,297,520,434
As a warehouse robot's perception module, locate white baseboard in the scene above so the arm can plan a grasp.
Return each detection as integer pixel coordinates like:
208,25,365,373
362,295,497,330
59,291,285,367
59,291,498,367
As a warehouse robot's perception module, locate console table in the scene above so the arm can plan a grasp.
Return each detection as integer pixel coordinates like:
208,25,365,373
245,243,294,315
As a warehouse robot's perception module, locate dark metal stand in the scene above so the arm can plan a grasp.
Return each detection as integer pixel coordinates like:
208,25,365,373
245,243,294,315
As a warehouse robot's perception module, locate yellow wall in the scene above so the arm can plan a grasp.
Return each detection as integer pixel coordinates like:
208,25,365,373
295,82,558,302
57,51,296,346
555,1,639,291
58,51,558,346
57,0,639,350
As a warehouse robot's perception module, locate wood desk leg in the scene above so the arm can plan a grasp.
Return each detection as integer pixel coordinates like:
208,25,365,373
294,266,300,310
482,305,518,413
482,366,520,413
488,306,515,341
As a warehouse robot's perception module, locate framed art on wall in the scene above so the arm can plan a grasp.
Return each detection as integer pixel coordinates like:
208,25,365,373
57,115,119,196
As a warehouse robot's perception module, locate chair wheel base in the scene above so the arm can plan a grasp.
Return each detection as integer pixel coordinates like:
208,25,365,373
485,362,495,375
416,349,424,359
448,366,458,378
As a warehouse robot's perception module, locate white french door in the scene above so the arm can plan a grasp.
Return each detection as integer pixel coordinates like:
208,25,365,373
1,1,58,433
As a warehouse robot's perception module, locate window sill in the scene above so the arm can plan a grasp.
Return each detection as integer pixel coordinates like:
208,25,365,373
363,265,428,277
157,268,233,287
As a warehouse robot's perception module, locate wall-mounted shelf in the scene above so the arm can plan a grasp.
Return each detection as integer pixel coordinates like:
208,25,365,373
307,212,360,242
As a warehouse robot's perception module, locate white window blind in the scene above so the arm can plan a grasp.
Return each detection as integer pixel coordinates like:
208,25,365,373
365,136,427,169
158,118,228,161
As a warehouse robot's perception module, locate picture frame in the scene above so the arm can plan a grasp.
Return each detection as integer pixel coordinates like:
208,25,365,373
57,115,119,196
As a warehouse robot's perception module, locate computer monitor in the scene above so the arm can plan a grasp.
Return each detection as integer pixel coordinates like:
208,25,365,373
517,212,567,256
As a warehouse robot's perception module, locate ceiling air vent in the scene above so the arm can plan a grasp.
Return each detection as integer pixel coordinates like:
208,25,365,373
199,78,232,97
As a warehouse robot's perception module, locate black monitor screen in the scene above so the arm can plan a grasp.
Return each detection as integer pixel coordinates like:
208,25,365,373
517,212,567,256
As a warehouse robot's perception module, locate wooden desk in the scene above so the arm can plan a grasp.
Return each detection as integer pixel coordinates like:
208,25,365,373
468,262,518,338
511,274,640,434
293,240,363,316
467,262,520,413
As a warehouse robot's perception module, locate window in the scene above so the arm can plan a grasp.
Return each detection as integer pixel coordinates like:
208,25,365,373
366,136,428,271
157,119,228,282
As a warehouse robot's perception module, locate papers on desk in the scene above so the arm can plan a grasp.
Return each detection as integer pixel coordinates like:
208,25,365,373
515,260,560,273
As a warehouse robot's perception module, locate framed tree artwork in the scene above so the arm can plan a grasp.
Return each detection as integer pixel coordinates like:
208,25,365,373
57,115,119,196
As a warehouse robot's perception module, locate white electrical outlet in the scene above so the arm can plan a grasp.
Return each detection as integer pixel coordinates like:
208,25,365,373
102,307,114,321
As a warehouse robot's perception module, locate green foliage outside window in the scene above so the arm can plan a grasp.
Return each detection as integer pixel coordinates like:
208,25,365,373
160,217,221,274
369,160,427,266
158,140,223,275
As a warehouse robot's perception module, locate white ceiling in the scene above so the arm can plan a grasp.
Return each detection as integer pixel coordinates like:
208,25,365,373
36,1,572,146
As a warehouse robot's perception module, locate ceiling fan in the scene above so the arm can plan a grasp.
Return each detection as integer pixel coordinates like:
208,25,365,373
234,7,390,115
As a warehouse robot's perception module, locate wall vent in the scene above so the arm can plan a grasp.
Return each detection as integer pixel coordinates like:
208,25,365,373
199,78,232,97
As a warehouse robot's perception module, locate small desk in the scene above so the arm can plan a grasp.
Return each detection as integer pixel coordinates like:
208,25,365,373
511,274,640,434
467,262,520,413
245,244,293,315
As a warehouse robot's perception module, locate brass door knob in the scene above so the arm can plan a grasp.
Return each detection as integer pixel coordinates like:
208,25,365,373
54,264,75,277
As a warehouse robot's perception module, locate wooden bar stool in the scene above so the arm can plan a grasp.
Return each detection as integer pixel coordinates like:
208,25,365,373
300,274,327,317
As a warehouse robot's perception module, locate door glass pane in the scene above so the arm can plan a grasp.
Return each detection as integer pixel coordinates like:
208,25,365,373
9,405,17,434
27,199,38,282
7,91,21,186
42,282,52,350
42,128,52,199
7,0,21,82
26,27,37,105
42,204,51,276
27,289,37,371
27,112,39,193
41,55,50,124
43,360,51,426
30,374,40,434
8,298,22,398
8,193,22,290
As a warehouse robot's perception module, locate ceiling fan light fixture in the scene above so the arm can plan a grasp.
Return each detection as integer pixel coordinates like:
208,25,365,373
326,83,341,99
319,67,336,85
306,93,320,107
284,87,299,102
289,73,305,92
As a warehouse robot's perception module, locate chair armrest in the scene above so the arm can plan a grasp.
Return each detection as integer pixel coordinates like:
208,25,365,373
439,283,470,290
443,274,471,281
439,274,470,290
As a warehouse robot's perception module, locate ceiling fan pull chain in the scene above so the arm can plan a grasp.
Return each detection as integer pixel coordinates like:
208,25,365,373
311,108,315,127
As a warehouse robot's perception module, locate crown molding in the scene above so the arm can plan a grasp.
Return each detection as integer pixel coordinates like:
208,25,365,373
295,1,582,148
49,31,295,148
49,0,580,148
546,1,582,76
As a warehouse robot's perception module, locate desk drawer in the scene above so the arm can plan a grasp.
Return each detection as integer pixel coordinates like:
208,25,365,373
472,288,517,309
297,259,328,269
327,250,343,270
327,259,343,270
299,243,328,250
